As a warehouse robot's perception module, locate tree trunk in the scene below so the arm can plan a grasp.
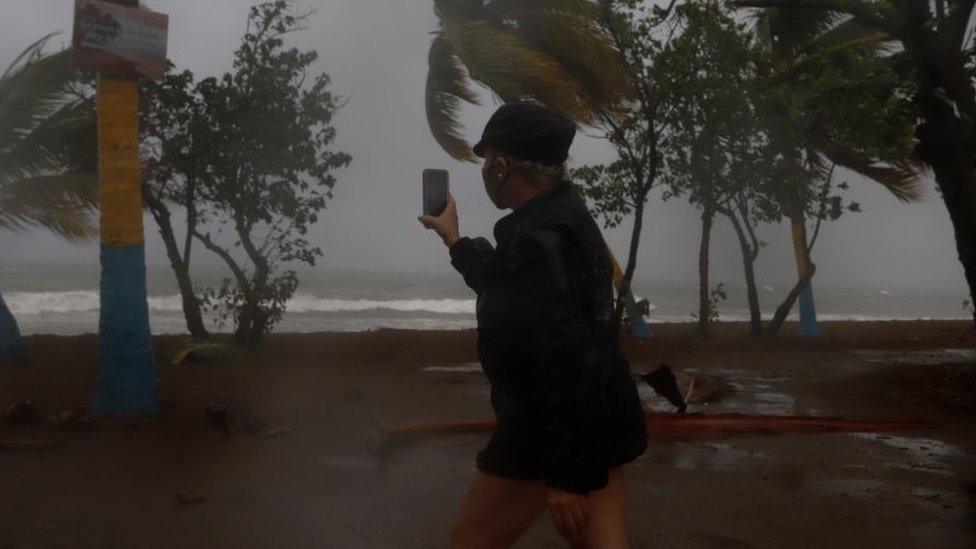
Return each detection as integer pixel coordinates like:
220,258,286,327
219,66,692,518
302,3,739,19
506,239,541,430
790,216,822,335
902,19,976,329
612,196,652,340
146,197,209,339
724,210,762,336
0,290,24,361
914,110,976,329
697,209,715,337
233,222,271,344
932,161,976,328
767,263,817,335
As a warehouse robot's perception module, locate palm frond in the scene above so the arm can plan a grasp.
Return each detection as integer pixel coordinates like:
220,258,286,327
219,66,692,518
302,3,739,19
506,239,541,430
0,173,98,243
0,47,78,148
0,32,61,82
491,0,598,17
507,8,632,110
821,148,925,202
426,32,480,162
0,96,93,187
751,6,847,58
433,0,484,19
440,16,590,121
802,17,891,57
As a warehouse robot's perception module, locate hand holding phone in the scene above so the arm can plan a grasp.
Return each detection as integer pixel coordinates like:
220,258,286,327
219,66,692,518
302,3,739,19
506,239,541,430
422,169,450,216
418,169,460,247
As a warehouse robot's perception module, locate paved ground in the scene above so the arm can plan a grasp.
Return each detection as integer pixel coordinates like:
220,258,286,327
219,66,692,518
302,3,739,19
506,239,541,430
1,326,974,547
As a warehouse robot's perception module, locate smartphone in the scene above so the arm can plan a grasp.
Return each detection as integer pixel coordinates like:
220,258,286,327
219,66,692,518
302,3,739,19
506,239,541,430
422,169,450,217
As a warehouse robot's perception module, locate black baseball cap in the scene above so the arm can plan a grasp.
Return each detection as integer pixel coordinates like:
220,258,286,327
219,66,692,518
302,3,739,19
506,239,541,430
472,102,577,165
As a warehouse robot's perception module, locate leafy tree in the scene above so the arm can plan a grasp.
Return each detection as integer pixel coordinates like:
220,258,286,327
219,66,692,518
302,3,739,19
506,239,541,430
141,68,210,339
0,34,98,360
572,0,682,334
189,1,351,343
654,1,767,336
735,0,976,329
425,0,632,161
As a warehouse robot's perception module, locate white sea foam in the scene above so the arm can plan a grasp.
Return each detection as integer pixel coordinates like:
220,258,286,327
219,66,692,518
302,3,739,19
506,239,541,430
286,296,475,314
4,291,476,316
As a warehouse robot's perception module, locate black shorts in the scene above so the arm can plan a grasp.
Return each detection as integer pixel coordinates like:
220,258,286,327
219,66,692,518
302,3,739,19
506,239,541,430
475,418,648,480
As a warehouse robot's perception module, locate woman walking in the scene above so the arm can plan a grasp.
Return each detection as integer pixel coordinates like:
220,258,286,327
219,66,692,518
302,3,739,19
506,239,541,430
419,102,648,548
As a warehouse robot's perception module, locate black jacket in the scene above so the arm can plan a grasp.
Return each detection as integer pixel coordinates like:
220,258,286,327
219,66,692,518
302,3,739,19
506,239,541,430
449,181,648,494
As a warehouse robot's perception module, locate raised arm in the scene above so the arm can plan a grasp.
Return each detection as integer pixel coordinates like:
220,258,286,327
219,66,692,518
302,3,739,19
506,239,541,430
449,236,495,293
419,194,495,292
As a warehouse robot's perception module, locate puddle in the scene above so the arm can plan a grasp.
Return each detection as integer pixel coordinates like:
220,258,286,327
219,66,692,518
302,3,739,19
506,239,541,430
847,433,963,474
421,364,482,373
853,349,976,365
809,477,892,500
320,455,379,470
652,441,765,472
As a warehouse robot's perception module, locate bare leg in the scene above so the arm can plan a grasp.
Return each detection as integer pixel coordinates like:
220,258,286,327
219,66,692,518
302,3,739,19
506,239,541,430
451,471,547,549
567,466,629,549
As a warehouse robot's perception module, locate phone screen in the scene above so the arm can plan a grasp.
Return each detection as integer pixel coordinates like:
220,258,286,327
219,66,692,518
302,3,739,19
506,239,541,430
423,169,449,216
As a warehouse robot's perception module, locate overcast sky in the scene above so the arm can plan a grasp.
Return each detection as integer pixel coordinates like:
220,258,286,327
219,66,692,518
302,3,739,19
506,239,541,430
0,0,968,293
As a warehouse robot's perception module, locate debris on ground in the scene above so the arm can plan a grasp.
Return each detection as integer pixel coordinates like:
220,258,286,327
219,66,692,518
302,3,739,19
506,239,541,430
47,409,95,431
171,342,249,367
258,427,293,438
0,436,60,450
205,401,289,438
174,493,207,506
5,401,42,425
637,364,687,412
675,372,736,404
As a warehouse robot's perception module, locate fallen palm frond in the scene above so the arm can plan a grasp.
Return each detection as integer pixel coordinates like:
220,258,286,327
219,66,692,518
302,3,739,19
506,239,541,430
374,411,936,457
170,341,250,367
640,412,933,441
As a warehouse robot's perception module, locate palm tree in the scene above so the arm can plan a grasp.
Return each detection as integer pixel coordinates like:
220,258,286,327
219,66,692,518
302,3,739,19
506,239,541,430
425,0,631,161
749,7,923,334
0,34,98,360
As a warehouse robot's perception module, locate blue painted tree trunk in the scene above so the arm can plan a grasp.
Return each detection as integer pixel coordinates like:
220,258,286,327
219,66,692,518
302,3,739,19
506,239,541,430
0,290,24,361
791,218,822,336
616,283,653,340
92,244,158,413
797,283,823,336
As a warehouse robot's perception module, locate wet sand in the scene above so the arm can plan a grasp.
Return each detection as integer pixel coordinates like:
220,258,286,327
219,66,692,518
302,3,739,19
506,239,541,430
1,321,975,548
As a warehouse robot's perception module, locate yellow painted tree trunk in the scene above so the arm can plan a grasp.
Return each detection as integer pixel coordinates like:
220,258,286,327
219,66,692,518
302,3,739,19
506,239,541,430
91,74,157,413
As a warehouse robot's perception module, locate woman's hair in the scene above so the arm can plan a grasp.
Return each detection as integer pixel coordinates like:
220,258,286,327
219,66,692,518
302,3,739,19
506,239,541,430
509,157,568,187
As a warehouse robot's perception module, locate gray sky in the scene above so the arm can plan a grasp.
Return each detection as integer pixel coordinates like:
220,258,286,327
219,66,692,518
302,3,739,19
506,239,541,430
0,0,968,293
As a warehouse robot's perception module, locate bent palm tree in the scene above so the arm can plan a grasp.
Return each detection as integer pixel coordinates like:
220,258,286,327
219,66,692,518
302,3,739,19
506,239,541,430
0,34,98,360
750,7,924,334
425,0,631,161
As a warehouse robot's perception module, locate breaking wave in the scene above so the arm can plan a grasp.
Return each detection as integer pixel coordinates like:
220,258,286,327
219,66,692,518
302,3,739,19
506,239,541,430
4,291,476,316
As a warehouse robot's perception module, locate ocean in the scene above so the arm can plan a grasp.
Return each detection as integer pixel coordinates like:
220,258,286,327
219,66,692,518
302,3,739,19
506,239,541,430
0,263,970,336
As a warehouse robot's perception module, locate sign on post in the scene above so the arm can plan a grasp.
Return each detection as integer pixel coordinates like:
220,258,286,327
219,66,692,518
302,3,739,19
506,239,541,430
72,0,168,81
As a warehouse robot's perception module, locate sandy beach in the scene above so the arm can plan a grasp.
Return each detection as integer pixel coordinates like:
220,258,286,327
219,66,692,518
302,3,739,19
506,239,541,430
1,321,975,548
